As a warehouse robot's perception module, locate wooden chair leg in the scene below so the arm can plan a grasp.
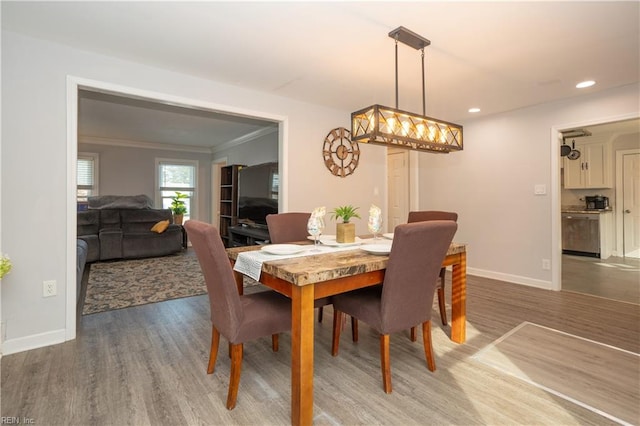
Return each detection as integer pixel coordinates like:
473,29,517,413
380,334,392,393
331,309,342,356
422,321,436,372
351,316,359,342
318,306,324,323
207,327,220,374
272,334,279,352
226,343,243,410
438,268,448,326
410,326,417,342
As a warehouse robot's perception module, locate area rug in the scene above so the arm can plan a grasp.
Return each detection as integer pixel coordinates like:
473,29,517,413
472,322,639,425
83,252,206,315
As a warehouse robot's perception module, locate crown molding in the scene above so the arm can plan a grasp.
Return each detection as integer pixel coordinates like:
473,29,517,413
211,126,278,154
79,135,214,154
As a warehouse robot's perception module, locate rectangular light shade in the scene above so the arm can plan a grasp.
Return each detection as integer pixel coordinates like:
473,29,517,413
351,105,463,153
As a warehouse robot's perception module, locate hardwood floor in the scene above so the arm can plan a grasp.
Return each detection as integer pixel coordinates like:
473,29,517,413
2,274,639,425
562,254,640,304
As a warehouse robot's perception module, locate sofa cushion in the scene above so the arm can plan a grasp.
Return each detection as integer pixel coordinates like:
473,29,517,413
76,239,88,303
88,194,153,209
77,210,100,236
120,209,173,233
99,228,123,260
78,234,100,262
99,209,121,228
122,226,182,259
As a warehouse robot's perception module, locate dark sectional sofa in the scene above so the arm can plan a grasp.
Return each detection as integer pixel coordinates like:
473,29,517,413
76,195,184,302
78,208,183,262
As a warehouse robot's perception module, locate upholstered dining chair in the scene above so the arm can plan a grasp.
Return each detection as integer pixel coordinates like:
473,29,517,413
407,210,458,331
266,212,331,319
266,212,358,338
266,212,311,245
184,220,291,410
331,221,458,393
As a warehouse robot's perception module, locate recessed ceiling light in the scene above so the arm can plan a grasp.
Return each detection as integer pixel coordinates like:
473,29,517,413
468,107,481,113
576,80,596,89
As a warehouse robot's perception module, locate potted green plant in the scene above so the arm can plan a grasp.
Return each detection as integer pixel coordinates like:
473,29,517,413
170,191,188,225
331,205,360,243
0,253,12,280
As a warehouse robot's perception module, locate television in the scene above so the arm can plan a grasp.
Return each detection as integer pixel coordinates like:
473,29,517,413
237,162,279,228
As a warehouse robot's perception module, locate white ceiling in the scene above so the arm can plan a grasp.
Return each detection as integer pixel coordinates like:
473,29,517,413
3,1,639,149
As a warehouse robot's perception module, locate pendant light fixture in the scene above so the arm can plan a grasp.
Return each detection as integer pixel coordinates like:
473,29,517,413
351,26,463,153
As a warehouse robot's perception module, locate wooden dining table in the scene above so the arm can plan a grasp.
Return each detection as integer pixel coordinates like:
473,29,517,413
227,240,467,426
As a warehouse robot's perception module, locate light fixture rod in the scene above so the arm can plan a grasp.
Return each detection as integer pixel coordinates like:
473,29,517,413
395,37,399,109
390,27,431,116
421,48,426,116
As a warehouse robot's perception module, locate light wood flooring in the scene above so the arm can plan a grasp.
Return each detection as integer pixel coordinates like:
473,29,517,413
2,273,639,425
562,254,640,304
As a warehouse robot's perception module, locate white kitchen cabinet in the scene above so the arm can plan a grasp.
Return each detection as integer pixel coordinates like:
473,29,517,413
563,141,612,189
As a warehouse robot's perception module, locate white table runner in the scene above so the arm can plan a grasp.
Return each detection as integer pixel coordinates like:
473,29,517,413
233,242,382,281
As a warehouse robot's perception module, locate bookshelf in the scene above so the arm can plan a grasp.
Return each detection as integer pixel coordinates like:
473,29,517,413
219,164,244,247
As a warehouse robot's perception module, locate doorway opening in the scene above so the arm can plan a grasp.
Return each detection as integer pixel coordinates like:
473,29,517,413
555,117,640,304
67,77,287,341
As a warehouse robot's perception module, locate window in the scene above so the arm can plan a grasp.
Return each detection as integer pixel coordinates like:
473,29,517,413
77,153,99,202
157,159,197,221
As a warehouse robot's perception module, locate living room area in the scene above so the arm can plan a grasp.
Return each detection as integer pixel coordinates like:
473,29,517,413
75,89,280,318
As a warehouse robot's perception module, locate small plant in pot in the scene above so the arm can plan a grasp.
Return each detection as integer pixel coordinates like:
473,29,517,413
170,191,188,225
331,205,360,243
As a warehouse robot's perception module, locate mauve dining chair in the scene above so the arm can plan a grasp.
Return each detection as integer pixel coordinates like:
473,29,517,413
407,210,459,331
184,220,291,410
266,212,311,244
266,212,332,320
331,221,458,393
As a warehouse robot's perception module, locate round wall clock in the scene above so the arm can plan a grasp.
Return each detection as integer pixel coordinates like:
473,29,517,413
322,127,360,178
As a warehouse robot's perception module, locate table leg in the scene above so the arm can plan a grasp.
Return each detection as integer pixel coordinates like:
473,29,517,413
232,268,244,295
291,284,314,426
450,252,467,343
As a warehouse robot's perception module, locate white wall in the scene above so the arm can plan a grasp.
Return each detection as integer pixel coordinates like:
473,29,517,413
1,31,386,354
213,130,278,167
3,28,637,355
418,84,639,287
78,142,214,221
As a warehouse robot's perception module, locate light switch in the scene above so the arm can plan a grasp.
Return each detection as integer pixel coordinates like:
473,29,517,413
534,184,546,195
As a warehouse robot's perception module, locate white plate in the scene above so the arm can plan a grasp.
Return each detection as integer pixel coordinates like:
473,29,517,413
361,244,392,255
382,233,394,240
317,235,362,247
261,244,307,255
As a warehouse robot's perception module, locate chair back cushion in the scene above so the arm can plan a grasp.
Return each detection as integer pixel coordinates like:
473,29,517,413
266,212,311,243
407,210,458,223
184,220,244,339
381,221,457,334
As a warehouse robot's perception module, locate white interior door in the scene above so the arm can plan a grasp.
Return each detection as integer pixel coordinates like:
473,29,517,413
622,152,640,258
387,149,409,233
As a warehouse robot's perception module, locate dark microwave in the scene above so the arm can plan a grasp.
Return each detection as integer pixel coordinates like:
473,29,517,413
585,196,609,210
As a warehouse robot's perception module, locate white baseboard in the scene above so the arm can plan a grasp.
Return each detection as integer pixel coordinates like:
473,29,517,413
467,267,553,290
1,329,66,356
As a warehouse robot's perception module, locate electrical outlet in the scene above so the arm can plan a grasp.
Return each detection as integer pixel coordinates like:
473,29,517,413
542,259,551,270
43,280,57,297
